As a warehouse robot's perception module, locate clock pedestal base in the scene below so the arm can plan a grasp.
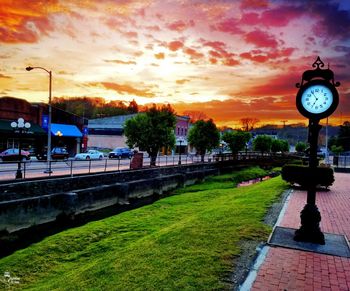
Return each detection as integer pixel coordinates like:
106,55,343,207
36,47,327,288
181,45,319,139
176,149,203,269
294,203,325,245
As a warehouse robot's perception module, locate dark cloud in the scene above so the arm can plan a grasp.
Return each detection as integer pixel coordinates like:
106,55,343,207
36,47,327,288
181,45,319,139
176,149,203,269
310,2,350,40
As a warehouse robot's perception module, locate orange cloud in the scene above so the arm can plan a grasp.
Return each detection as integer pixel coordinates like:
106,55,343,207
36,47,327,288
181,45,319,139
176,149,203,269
105,59,136,65
0,0,62,43
176,79,190,85
146,25,161,31
172,96,302,127
167,19,195,32
124,31,138,39
154,52,165,59
202,40,235,60
223,58,240,66
168,40,184,51
0,73,12,79
89,82,155,98
183,47,204,59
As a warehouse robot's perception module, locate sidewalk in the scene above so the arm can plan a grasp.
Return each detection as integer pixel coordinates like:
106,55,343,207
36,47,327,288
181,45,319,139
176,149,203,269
251,172,350,291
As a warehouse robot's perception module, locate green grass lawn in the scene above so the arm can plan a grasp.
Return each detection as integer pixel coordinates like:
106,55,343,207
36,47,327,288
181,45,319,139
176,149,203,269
0,167,288,290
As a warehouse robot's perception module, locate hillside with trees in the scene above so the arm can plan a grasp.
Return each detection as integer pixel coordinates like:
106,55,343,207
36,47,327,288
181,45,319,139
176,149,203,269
52,97,139,119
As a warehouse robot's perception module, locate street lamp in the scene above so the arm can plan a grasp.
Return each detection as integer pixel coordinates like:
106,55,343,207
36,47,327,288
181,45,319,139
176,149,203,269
178,138,183,165
26,66,52,174
11,118,31,179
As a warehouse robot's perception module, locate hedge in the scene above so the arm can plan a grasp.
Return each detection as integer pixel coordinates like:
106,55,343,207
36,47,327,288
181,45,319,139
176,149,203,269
281,165,334,188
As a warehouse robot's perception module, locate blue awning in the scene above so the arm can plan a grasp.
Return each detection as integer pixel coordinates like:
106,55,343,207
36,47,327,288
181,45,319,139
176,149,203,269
51,123,82,137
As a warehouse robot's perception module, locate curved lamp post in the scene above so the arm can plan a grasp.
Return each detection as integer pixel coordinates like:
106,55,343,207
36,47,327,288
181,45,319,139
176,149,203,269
26,66,52,174
11,118,31,179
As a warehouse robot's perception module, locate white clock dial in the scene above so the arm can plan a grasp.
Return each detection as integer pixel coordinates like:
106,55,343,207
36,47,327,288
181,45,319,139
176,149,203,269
301,85,333,114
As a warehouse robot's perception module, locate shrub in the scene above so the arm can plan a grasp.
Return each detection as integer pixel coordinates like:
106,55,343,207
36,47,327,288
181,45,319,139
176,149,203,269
295,142,307,153
281,165,334,188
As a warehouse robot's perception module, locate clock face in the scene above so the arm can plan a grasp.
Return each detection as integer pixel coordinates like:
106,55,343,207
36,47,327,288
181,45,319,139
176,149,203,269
301,84,333,114
296,79,339,120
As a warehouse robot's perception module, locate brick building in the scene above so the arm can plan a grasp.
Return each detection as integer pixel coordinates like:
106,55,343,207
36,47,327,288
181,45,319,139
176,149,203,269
0,97,84,156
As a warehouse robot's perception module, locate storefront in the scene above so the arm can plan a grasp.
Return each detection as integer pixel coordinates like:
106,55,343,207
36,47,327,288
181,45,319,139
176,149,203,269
50,123,83,155
0,97,86,156
0,119,47,153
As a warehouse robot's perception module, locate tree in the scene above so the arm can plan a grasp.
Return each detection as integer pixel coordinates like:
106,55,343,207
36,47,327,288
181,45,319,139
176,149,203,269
338,121,350,151
253,135,273,154
124,104,176,166
295,141,307,153
188,119,220,162
331,145,344,155
127,99,139,113
271,139,289,153
240,117,259,131
222,130,251,155
52,97,140,118
280,139,290,152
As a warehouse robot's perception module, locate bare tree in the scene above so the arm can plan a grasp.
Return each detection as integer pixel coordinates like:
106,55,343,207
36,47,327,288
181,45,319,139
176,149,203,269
182,110,208,123
240,117,259,131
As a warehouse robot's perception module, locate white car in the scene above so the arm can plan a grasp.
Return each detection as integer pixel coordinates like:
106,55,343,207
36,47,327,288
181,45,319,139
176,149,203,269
74,150,104,160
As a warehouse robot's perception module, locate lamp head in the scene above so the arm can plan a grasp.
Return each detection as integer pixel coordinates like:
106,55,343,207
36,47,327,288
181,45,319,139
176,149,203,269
26,66,33,71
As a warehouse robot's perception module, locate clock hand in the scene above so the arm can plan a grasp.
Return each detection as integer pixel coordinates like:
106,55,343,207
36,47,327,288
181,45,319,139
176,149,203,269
311,92,319,108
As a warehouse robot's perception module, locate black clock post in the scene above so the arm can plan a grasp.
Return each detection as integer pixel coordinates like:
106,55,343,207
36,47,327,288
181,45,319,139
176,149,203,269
294,57,340,244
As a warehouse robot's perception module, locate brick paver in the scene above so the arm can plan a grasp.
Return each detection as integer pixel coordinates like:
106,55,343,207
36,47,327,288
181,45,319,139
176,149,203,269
251,173,350,291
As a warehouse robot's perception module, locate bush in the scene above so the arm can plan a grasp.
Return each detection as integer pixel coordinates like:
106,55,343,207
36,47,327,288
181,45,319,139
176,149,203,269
286,159,303,165
281,165,334,188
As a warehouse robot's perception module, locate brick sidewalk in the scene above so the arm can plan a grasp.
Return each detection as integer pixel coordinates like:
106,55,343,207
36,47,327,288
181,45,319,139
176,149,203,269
251,173,350,291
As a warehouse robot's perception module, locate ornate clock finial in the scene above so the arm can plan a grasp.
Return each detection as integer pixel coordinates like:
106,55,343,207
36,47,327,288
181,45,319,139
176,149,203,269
296,56,340,88
312,56,324,69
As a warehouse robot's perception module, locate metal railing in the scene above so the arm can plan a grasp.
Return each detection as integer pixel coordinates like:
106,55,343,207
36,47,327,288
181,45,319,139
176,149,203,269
331,155,350,168
0,152,305,182
0,154,212,182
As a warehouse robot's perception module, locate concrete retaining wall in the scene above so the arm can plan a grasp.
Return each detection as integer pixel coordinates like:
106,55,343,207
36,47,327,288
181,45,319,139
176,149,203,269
0,164,219,232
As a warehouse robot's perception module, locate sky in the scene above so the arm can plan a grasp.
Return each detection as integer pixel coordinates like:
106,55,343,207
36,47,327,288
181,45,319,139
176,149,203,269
1,0,350,128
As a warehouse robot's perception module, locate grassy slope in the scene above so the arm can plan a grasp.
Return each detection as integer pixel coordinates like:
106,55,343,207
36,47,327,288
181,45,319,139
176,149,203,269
0,168,287,290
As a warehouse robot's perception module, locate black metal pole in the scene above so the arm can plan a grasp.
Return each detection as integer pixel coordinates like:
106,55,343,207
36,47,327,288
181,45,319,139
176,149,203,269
294,119,325,244
16,128,23,179
178,140,182,165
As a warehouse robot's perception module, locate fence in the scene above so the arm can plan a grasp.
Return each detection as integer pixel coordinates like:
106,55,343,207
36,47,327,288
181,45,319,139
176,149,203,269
0,154,212,182
0,152,304,182
331,155,350,168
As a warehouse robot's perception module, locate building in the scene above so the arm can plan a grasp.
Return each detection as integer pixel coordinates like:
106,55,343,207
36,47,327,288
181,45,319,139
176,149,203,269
0,97,84,156
87,114,137,150
0,97,46,153
88,114,190,154
175,115,190,154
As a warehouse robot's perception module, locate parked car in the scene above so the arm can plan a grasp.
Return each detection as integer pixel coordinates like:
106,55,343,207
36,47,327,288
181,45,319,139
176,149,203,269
36,147,69,160
0,148,31,162
108,147,133,159
74,150,104,160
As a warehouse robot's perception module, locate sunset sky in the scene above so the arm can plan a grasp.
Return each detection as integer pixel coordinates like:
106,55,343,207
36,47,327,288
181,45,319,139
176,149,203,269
1,0,350,127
